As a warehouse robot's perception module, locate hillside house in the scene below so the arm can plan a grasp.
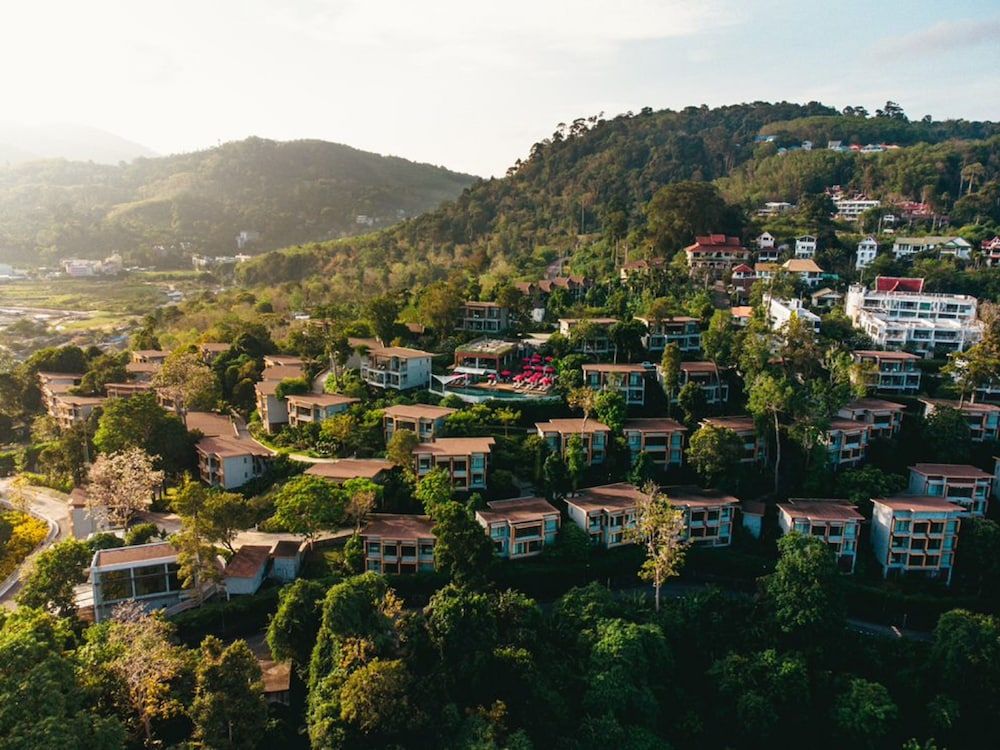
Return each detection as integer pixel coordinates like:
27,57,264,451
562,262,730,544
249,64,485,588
778,500,863,572
837,398,905,439
413,437,494,491
475,497,560,559
361,346,433,391
667,486,739,547
622,418,687,468
908,463,993,516
360,514,436,574
870,496,964,584
535,418,612,466
582,363,648,406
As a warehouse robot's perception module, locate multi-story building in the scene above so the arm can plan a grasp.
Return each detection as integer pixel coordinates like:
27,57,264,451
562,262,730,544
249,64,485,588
636,316,701,353
908,463,993,516
729,264,756,301
51,394,105,430
870,496,964,584
699,416,768,463
919,398,1000,443
837,398,905,439
457,301,510,334
382,403,456,443
285,393,359,428
983,236,1000,267
582,363,648,406
196,436,273,490
660,362,729,406
995,457,1000,503
91,542,183,622
777,500,863,572
683,234,751,281
254,381,289,434
475,497,560,559
852,350,922,395
125,361,162,382
535,418,612,465
361,346,433,391
565,483,644,548
845,282,982,355
794,235,817,259
667,486,739,547
856,236,879,269
558,318,618,356
810,287,842,309
104,382,153,399
37,371,83,413
130,349,170,366
782,258,825,287
305,458,397,484
622,418,687,468
756,232,781,262
835,197,880,222
766,296,821,334
822,420,871,468
453,338,520,374
412,437,494,491
360,514,436,574
892,236,972,261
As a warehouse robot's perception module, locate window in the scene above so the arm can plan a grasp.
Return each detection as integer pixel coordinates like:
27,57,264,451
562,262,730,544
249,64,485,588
400,545,416,558
419,543,435,556
133,564,168,597
368,542,381,555
99,569,132,603
383,544,398,557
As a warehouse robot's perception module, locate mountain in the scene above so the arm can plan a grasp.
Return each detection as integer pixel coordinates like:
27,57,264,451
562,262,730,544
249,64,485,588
0,137,477,264
0,123,158,165
235,101,1000,296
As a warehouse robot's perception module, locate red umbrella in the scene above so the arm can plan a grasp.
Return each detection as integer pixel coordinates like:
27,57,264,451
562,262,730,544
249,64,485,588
531,354,542,362
512,374,524,382
545,356,554,362
500,370,512,377
544,366,556,373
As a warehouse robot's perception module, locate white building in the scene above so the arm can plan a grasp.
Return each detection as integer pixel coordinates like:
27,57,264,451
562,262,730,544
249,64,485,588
835,197,881,222
778,500,864,572
91,542,184,622
224,545,270,596
870,496,964,585
892,236,972,261
856,236,879,269
794,235,817,259
360,346,433,391
766,296,821,334
845,283,982,355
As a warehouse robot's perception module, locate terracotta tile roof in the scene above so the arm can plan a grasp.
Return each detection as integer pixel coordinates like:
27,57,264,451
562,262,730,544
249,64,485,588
198,342,230,353
69,486,89,508
260,365,306,381
559,317,619,326
126,361,161,374
535,418,611,434
680,361,720,374
910,463,991,479
362,513,435,539
382,404,458,421
702,415,756,432
686,234,746,252
779,499,863,522
853,350,921,361
567,482,646,513
477,497,559,523
731,306,754,318
185,411,235,437
413,437,495,456
622,417,687,433
285,393,359,408
582,363,649,373
367,346,434,359
255,380,280,396
782,259,823,273
875,276,925,293
741,499,766,516
305,458,396,481
225,545,270,578
874,495,967,513
664,485,740,509
828,419,871,432
53,394,106,406
919,398,1000,414
197,435,272,459
94,542,177,568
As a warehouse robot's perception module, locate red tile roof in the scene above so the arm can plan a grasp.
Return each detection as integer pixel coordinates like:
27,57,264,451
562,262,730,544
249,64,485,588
622,417,687,433
535,418,611,434
94,542,177,568
260,365,306,381
382,404,458,421
477,497,559,523
413,437,495,456
874,495,966,513
305,458,396,481
875,276,925,293
702,415,757,432
197,436,272,459
225,545,270,578
910,463,991,479
286,393,359,408
779,500,863,522
362,513,435,539
567,483,646,513
853,350,921,361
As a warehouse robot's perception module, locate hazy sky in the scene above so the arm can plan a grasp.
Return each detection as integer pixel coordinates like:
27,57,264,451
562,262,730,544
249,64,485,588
4,0,999,176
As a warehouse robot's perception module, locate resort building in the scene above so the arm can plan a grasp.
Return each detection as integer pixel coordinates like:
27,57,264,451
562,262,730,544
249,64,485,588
622,418,687,468
105,382,153,399
91,542,183,622
837,398,906,439
636,316,701,353
793,235,817,259
535,418,612,466
684,234,751,281
51,394,105,430
661,362,729,406
383,403,457,442
558,318,618,356
907,463,993,517
196,436,273,490
565,483,644,549
777,500,863,572
412,437,495,491
285,393,359,428
851,350,922,395
892,236,972,261
125,361,162,382
360,514,436,574
130,349,170,366
305,458,397,484
456,301,510,334
475,497,560,559
870,496,964,584
699,416,768,464
766,297,821,334
822,420,871,468
361,346,433,391
918,399,1000,443
254,381,289,434
453,338,521,374
856,236,879,269
666,486,739,548
37,371,83,412
582,363,648,406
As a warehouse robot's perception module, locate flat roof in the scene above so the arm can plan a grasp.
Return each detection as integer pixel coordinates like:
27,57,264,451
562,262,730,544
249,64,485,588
842,398,905,412
828,419,871,432
664,485,740,508
413,437,495,455
270,540,302,558
558,317,619,325
197,435,272,459
53,395,106,406
567,482,646,513
582,363,648,373
919,398,1000,414
305,458,396,480
910,463,991,479
254,380,280,396
535,418,611,434
286,393,359,408
455,338,518,355
94,542,177,568
259,365,306,381
362,513,435,539
680,361,720,373
382,403,458,420
874,495,967,513
622,417,687,433
779,499,863,522
185,411,235,437
225,545,270,578
853,349,921,361
702,415,756,432
477,497,559,523
367,346,434,359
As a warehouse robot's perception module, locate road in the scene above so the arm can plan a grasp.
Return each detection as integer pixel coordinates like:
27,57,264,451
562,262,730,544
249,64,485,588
0,477,71,607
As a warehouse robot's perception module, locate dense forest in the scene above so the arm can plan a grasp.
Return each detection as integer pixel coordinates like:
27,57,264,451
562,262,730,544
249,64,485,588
0,138,475,265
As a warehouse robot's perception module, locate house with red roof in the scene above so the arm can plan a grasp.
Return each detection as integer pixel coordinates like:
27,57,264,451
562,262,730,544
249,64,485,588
907,463,993,516
683,234,750,280
475,497,560,559
870,496,964,584
778,500,863,572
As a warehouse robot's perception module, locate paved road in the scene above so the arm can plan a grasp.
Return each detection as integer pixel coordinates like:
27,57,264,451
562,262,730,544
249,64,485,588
0,477,71,607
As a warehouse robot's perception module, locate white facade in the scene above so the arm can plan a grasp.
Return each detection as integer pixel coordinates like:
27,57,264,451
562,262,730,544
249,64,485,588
766,296,821,334
870,497,964,585
794,235,817,259
892,236,972,260
756,232,775,250
856,237,878,269
835,197,881,221
361,347,433,391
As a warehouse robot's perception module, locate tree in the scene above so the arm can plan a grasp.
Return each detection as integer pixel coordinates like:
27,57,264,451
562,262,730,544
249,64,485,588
593,389,626,433
565,434,587,493
429,499,495,586
267,578,327,669
931,609,1000,737
624,484,687,611
338,658,414,736
702,309,735,367
677,380,707,425
367,294,401,345
921,406,973,464
191,637,268,750
0,608,124,749
543,451,571,504
747,373,794,495
956,518,1000,598
344,477,380,533
151,350,220,415
608,319,645,363
659,343,681,415
628,451,656,487
566,386,597,428
832,677,898,748
16,539,93,619
645,181,741,255
415,467,453,514
86,447,164,528
93,392,194,475
763,532,845,644
942,343,999,405
386,428,420,473
272,475,345,549
687,424,743,488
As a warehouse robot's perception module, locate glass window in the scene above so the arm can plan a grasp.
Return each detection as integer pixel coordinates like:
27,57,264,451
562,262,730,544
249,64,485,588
99,569,133,603
133,564,168,597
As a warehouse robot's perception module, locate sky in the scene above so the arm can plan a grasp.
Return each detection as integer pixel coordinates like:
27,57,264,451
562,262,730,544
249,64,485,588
2,0,999,177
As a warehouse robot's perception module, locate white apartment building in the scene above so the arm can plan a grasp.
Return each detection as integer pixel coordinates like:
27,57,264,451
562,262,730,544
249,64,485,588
870,496,964,585
845,284,982,355
778,500,863,572
908,463,993,517
794,235,817,259
834,197,881,221
360,346,433,391
766,296,821,335
892,236,972,261
856,236,878,269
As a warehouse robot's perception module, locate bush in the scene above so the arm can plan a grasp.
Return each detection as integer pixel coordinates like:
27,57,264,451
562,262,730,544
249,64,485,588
0,451,17,478
19,471,73,494
0,511,48,580
124,522,164,546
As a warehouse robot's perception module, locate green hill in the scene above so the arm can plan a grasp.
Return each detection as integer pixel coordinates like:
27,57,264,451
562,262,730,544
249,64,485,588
0,137,476,265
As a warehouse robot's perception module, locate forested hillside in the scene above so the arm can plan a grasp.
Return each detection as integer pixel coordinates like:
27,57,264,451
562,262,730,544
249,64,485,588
0,137,475,265
236,102,1000,299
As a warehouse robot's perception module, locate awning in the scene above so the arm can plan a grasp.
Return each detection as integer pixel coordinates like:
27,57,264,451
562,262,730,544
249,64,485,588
453,366,496,376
